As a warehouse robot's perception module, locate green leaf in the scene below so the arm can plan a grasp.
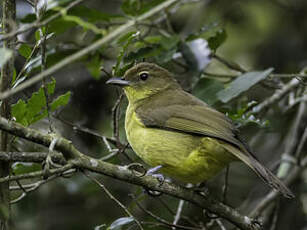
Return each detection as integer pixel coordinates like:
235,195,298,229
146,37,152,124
121,0,164,16
12,162,42,175
0,48,13,68
12,99,28,126
193,78,224,105
47,78,56,95
18,44,32,59
113,31,139,76
50,91,71,111
86,54,102,80
207,29,227,52
27,88,46,123
109,217,134,230
217,68,274,103
69,6,121,22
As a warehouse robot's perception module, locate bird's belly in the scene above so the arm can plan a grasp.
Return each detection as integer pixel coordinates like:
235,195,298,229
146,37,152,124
126,113,235,184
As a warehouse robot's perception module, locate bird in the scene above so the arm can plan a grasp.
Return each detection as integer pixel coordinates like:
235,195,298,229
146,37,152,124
106,62,294,198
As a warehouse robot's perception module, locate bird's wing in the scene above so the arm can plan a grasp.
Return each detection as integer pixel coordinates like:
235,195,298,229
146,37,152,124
136,97,244,150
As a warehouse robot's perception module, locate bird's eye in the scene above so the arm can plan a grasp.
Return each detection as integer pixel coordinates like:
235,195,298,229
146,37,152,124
139,72,149,81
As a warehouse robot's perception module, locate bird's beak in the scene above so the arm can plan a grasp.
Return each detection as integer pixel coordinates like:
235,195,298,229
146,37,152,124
106,77,131,86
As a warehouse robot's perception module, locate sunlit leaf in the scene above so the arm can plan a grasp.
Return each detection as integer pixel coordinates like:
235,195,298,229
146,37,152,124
217,68,274,103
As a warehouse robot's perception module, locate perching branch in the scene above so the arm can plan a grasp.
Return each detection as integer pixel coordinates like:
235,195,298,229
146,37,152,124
0,117,260,230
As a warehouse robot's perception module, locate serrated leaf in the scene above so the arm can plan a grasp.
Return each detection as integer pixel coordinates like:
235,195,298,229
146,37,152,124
193,78,224,105
12,99,28,126
0,48,13,68
18,44,32,59
217,68,274,103
109,217,134,230
50,91,71,110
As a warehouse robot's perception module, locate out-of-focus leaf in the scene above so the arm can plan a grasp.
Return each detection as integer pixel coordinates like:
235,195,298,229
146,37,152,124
50,91,71,111
69,6,122,22
18,44,32,59
0,48,13,68
12,162,42,175
186,23,227,52
121,0,164,16
113,31,139,76
193,78,224,105
117,31,138,44
86,54,101,80
109,217,134,230
49,18,76,34
207,29,227,52
125,35,180,64
47,77,56,95
217,68,274,103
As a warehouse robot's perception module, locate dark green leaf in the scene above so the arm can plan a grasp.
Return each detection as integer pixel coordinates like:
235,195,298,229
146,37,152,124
193,78,224,105
69,6,122,22
18,44,32,59
109,217,134,230
217,68,274,103
207,29,227,52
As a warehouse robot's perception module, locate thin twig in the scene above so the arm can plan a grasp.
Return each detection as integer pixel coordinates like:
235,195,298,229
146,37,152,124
84,172,144,230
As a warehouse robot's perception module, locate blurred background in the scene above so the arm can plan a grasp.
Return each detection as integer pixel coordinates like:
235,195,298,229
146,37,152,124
1,0,307,229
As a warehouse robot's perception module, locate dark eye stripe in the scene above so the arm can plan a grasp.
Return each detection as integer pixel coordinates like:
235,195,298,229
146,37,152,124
139,72,149,81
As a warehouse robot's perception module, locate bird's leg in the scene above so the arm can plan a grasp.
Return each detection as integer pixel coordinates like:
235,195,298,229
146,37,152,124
146,165,165,185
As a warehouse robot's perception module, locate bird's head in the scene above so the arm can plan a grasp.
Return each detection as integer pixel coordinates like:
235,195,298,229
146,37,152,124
106,62,179,103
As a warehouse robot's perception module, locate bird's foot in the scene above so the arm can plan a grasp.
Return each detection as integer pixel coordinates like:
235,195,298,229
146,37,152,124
146,165,165,186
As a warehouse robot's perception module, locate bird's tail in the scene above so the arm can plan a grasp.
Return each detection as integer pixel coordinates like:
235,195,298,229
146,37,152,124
223,144,294,198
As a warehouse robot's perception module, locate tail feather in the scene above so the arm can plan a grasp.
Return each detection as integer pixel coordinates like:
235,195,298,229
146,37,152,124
223,144,294,198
